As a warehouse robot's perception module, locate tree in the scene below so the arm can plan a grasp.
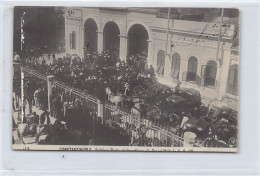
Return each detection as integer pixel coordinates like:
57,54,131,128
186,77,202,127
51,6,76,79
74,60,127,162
14,7,65,57
13,7,23,54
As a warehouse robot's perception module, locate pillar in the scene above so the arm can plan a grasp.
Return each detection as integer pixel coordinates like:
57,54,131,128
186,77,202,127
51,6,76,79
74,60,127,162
97,31,103,53
119,35,127,61
97,99,104,124
21,68,24,123
81,27,85,58
79,23,83,58
47,75,54,112
180,59,188,82
217,48,231,100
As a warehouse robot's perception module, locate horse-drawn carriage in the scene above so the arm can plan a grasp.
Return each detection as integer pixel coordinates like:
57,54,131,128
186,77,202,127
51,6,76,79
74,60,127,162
184,100,238,147
136,87,202,130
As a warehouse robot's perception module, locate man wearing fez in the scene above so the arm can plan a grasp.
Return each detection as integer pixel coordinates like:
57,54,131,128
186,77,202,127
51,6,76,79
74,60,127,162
148,65,155,77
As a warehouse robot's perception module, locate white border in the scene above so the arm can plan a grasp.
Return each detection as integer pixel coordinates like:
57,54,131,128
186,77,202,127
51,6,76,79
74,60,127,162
1,0,260,175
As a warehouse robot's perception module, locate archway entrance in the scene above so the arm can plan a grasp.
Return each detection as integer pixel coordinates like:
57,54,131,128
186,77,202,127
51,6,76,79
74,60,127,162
84,18,98,53
127,24,149,57
187,56,198,82
204,60,217,87
103,21,120,58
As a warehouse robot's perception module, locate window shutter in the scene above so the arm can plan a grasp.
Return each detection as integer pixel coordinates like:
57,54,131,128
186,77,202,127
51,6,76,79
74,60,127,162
158,66,164,74
172,58,180,79
170,70,175,77
73,33,76,49
172,67,179,78
171,54,181,78
72,33,74,49
70,33,72,49
156,65,160,73
159,53,165,74
156,53,161,73
170,59,175,77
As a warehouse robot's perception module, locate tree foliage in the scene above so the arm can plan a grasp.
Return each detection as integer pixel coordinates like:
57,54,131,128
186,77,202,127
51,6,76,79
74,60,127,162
14,7,65,56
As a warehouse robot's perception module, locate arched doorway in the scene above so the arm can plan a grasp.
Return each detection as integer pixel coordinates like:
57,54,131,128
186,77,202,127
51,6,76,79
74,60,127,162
103,21,120,58
204,60,217,87
127,24,149,57
187,56,198,82
226,64,238,96
84,18,98,53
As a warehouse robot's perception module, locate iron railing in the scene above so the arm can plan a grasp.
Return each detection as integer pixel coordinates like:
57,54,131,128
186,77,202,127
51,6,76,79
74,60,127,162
21,66,184,147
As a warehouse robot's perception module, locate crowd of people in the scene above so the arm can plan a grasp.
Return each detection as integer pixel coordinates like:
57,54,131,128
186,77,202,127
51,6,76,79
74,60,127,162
12,49,238,148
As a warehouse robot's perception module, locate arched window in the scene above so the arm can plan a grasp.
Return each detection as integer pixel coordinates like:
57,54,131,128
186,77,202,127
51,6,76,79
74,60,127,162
103,21,120,57
70,31,76,49
187,56,198,82
156,50,165,75
84,18,98,52
170,53,181,79
127,24,149,57
226,64,238,96
204,60,217,87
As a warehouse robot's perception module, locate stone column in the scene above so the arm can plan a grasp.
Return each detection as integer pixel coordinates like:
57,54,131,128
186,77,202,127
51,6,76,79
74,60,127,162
78,24,83,58
217,47,231,100
180,59,188,82
21,68,24,123
97,31,103,53
119,35,127,61
97,99,104,124
47,75,54,112
81,27,85,58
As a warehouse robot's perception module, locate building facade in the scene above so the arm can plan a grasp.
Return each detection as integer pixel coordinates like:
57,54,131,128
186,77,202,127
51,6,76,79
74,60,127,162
64,7,239,103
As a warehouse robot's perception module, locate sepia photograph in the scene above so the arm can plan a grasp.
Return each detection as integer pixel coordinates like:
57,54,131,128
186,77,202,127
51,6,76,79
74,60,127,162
12,6,239,152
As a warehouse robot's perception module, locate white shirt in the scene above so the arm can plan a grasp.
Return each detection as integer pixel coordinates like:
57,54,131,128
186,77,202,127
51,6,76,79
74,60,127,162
13,54,20,61
180,116,189,130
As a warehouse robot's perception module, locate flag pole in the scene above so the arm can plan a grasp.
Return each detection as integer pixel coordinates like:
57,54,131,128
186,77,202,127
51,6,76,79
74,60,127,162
216,8,224,62
165,7,170,55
